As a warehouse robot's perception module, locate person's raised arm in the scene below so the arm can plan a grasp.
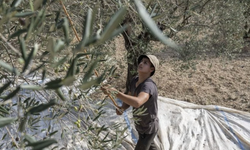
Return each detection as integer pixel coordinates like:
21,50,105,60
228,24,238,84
116,91,149,108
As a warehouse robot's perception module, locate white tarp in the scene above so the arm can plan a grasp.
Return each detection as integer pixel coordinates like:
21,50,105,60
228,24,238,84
107,96,250,150
153,96,250,150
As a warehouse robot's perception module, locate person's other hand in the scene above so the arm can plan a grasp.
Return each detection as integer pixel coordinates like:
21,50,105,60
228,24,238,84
101,85,118,95
101,85,109,95
116,106,124,115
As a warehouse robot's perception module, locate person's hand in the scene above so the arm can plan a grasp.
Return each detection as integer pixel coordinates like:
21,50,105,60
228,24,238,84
116,106,124,115
101,85,118,95
100,85,109,95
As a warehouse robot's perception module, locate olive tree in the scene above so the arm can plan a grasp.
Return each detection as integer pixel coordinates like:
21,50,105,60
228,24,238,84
0,0,178,149
0,0,248,149
119,0,247,91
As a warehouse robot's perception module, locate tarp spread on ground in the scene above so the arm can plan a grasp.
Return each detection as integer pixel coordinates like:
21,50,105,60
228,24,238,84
154,96,250,150
100,96,250,150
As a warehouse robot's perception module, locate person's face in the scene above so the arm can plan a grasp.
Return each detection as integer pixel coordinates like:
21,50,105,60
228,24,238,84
137,57,154,75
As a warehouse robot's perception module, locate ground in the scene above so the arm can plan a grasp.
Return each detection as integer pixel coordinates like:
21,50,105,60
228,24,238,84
110,37,250,113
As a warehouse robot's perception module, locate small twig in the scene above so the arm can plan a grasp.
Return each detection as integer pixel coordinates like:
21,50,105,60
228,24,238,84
5,126,20,149
59,0,81,42
0,33,20,57
2,43,14,67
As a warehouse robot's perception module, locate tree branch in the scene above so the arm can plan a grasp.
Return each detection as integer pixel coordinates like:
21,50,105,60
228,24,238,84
5,126,20,149
0,33,20,57
2,43,14,67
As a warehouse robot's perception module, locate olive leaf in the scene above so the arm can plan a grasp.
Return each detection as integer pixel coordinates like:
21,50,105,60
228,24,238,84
0,60,19,75
55,88,66,101
98,7,127,44
78,75,104,90
0,117,16,128
0,81,12,95
0,105,9,114
26,138,57,150
20,85,43,90
28,100,56,114
24,134,36,144
22,44,38,73
3,86,21,101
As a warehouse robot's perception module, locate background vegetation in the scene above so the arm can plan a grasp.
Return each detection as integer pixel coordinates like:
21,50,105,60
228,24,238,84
0,0,249,149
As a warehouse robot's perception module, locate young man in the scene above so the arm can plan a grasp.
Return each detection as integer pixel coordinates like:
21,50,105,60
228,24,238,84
101,54,159,150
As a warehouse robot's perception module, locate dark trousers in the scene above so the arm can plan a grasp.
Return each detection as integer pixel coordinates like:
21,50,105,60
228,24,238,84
134,130,159,150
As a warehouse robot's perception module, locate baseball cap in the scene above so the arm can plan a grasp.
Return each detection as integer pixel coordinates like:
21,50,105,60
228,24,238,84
138,54,159,76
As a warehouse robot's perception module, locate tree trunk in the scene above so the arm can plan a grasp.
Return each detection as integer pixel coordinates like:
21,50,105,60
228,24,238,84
121,17,143,94
121,16,166,93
